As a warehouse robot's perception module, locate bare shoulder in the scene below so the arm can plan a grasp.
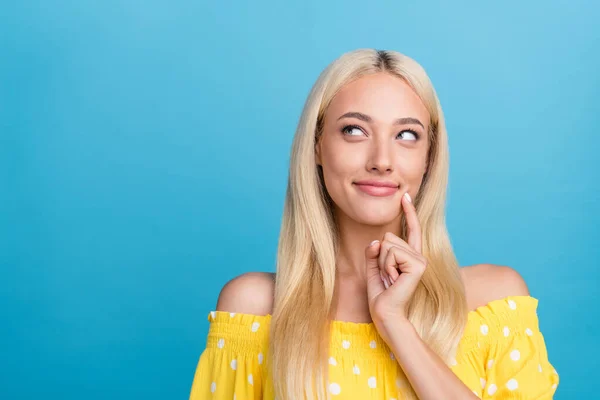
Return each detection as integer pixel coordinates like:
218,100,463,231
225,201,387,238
460,264,530,311
215,272,276,316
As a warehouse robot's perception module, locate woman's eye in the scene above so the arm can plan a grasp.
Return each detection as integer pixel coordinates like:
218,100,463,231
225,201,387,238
341,125,420,141
398,130,418,141
341,125,364,136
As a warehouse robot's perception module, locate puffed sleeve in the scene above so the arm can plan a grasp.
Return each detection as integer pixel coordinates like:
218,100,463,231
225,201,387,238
472,296,560,399
188,311,271,400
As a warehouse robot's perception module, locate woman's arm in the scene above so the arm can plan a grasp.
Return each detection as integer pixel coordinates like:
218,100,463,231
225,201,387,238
380,265,531,400
384,318,479,399
364,194,477,398
365,193,535,399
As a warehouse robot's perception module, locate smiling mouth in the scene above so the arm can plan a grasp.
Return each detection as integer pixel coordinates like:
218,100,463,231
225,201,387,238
353,183,399,197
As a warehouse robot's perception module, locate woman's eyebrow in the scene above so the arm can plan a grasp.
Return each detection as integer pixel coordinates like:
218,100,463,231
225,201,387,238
337,111,424,129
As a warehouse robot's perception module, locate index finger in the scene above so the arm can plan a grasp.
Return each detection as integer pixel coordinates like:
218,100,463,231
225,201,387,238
402,191,422,254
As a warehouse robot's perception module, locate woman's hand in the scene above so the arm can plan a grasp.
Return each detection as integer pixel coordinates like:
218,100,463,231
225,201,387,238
364,191,427,329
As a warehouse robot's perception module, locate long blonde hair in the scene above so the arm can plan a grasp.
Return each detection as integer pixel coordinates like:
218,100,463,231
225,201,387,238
267,48,468,400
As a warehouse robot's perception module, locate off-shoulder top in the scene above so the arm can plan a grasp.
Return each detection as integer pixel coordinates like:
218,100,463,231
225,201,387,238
189,295,559,399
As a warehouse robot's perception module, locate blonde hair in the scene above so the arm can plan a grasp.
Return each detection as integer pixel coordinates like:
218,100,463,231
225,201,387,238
267,48,468,399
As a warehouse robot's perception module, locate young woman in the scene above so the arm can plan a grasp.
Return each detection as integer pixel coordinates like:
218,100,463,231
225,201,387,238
188,49,559,399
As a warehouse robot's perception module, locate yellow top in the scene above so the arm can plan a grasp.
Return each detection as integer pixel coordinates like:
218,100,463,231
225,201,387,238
189,295,559,399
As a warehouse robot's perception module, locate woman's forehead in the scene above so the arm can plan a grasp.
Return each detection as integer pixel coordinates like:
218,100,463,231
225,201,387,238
325,73,430,126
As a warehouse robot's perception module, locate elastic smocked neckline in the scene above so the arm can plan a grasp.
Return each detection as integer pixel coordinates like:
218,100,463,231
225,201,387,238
207,295,540,360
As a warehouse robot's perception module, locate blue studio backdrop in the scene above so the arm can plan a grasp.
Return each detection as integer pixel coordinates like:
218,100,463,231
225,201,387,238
1,1,598,398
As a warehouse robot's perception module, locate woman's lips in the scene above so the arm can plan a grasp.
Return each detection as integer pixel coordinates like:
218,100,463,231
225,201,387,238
353,183,399,197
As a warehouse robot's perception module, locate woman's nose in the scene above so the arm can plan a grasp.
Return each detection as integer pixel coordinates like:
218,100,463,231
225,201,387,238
367,137,394,172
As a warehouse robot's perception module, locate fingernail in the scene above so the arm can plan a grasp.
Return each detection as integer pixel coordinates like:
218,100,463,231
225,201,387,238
404,192,412,203
370,240,379,247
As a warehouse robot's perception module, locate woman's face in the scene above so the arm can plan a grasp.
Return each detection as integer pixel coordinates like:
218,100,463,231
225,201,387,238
316,72,431,226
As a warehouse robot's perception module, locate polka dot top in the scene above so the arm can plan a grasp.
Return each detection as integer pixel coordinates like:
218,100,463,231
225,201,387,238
188,295,559,399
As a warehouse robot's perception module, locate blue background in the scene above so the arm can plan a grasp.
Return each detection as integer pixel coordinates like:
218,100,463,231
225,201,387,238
1,1,598,398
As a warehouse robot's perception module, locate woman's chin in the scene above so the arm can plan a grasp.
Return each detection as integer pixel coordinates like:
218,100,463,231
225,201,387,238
351,210,400,226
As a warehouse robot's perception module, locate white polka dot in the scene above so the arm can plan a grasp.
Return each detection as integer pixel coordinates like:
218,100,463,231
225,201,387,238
450,357,457,366
230,359,237,370
553,368,557,375
552,383,557,389
538,364,542,373
480,377,486,388
487,359,494,369
525,328,533,336
329,357,337,366
480,324,489,335
258,352,263,364
508,299,517,310
368,376,377,388
248,374,253,385
510,349,521,361
369,340,377,349
506,378,518,390
251,322,260,332
210,382,216,393
230,312,236,317
217,338,225,348
233,394,236,400
390,352,395,360
210,311,216,319
503,326,510,337
342,340,351,349
353,365,360,374
487,383,497,395
472,390,480,398
329,382,341,395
